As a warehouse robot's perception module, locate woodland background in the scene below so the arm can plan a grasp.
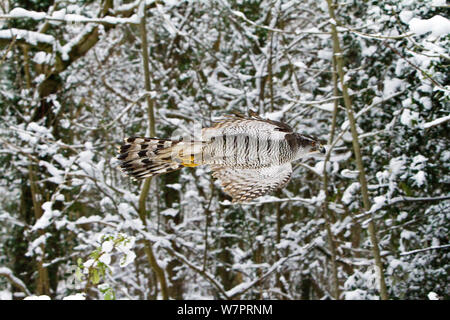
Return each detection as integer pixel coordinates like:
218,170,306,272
0,0,449,300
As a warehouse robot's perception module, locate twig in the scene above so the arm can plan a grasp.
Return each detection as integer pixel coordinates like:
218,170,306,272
384,42,447,91
400,244,450,256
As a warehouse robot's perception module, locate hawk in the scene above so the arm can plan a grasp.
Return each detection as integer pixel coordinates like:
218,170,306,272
117,112,325,203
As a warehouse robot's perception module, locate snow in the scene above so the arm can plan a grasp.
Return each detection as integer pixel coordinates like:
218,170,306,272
383,78,405,96
427,292,440,300
317,49,333,60
225,281,252,297
161,208,179,217
62,293,86,300
0,290,12,300
27,122,53,137
118,203,135,220
400,230,416,241
0,28,55,45
83,259,95,269
344,289,368,300
102,240,114,253
33,51,51,65
315,103,334,112
74,215,102,225
423,115,450,129
32,201,60,231
342,182,360,205
99,253,111,265
4,7,140,25
59,24,96,60
23,295,51,300
400,108,420,126
0,0,448,302
341,169,359,179
119,251,136,267
397,211,408,222
412,155,427,168
78,150,94,163
313,161,327,175
369,195,386,213
293,60,307,69
412,171,426,187
409,15,450,38
431,0,446,5
389,157,405,176
208,77,244,96
40,161,64,184
399,10,413,24
8,8,46,20
61,14,140,25
361,44,377,56
0,267,29,295
51,9,66,20
166,183,182,191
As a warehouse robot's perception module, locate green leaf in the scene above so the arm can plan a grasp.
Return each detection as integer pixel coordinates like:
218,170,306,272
103,288,115,300
75,267,84,282
91,269,100,285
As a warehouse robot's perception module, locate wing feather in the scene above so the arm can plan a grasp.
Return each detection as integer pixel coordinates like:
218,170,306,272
212,163,292,203
202,112,293,141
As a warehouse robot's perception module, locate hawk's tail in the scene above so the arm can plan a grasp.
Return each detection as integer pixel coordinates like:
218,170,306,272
117,137,203,180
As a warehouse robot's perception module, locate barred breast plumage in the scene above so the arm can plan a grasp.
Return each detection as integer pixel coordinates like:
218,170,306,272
200,134,295,168
117,111,325,203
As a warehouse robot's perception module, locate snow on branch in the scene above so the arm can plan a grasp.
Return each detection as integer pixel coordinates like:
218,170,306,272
423,115,450,129
220,0,329,35
162,244,230,299
355,195,450,220
0,267,31,295
0,7,140,26
226,244,315,298
0,28,55,49
400,244,450,256
408,15,450,38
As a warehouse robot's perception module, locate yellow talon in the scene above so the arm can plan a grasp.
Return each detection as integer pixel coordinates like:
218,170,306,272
182,163,199,167
181,155,199,167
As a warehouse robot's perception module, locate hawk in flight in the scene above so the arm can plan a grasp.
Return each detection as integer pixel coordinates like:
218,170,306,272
117,112,325,203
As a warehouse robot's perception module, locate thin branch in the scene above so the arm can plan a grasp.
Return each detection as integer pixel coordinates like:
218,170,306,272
384,42,447,91
355,195,450,220
400,244,450,256
0,11,140,26
226,7,329,35
226,244,315,299
163,245,230,299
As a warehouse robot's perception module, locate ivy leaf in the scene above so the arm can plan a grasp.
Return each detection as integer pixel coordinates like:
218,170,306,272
91,269,100,285
103,288,115,300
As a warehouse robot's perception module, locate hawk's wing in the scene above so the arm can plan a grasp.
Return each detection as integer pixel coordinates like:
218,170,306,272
203,112,293,141
211,163,292,203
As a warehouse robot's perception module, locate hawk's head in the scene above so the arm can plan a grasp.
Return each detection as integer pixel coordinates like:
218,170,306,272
295,134,326,155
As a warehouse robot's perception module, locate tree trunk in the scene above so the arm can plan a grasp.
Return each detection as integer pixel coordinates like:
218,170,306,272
326,0,388,300
137,5,169,300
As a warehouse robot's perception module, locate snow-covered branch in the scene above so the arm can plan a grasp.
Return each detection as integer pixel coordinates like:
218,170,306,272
0,267,31,295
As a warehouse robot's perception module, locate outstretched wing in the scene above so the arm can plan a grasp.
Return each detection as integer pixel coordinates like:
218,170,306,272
211,163,292,203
